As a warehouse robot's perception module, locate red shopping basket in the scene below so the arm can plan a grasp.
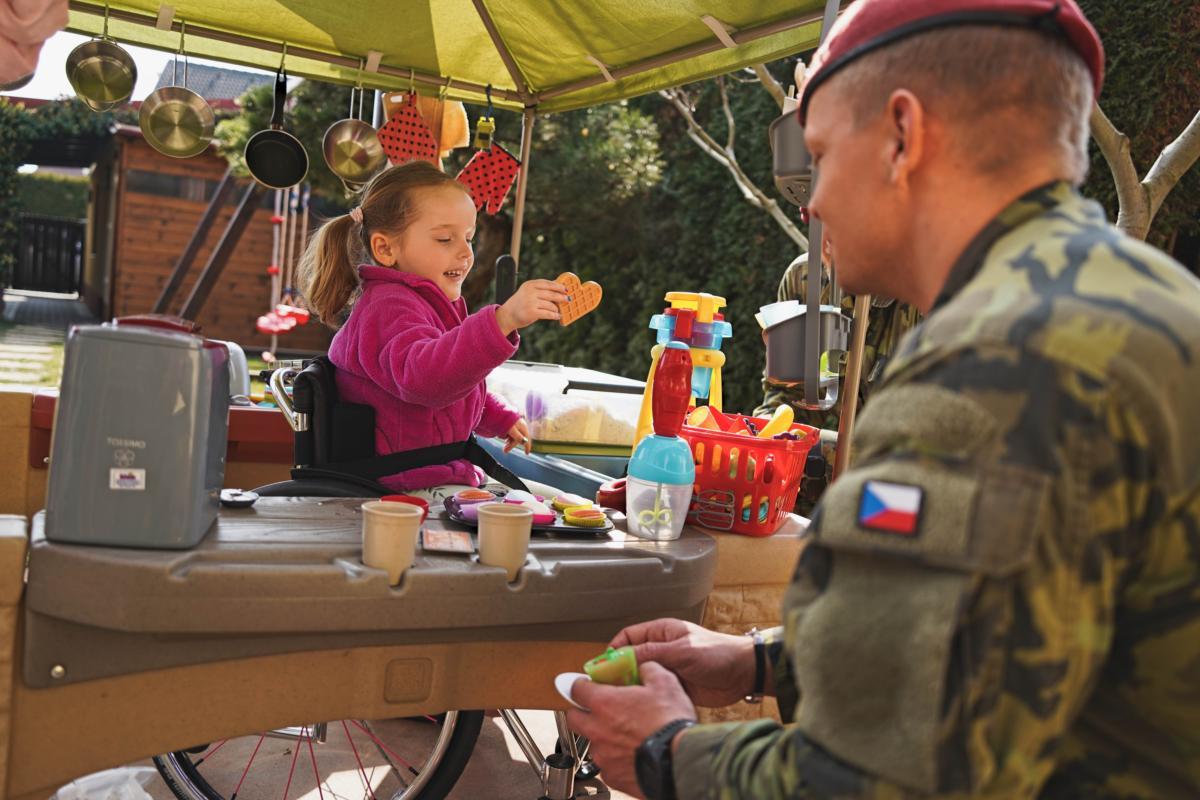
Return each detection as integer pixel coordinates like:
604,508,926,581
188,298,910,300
680,407,819,536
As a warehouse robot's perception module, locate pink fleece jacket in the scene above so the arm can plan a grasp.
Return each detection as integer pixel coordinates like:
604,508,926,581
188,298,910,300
328,265,521,490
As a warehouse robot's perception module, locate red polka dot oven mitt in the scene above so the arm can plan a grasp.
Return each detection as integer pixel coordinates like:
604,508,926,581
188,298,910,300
377,92,440,166
455,144,521,215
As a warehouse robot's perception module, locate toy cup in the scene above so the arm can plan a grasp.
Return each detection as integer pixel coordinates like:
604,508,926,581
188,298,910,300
361,500,422,585
584,646,640,686
477,503,533,581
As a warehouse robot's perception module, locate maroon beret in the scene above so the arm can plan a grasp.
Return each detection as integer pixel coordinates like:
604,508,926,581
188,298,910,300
797,0,1105,124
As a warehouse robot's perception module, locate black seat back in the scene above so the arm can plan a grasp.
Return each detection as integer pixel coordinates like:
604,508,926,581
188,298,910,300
290,356,377,468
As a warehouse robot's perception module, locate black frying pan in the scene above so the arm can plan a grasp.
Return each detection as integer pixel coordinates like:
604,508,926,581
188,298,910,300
245,69,308,189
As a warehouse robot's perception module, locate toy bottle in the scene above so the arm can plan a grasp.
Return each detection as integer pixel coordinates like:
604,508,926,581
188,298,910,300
627,342,695,541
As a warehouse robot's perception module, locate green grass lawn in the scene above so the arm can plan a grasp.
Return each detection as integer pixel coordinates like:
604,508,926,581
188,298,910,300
0,321,66,388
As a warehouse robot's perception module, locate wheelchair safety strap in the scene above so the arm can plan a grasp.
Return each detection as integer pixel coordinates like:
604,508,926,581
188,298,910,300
323,435,530,493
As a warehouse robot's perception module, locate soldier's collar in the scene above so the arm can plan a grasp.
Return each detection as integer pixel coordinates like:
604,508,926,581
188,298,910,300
931,180,1074,311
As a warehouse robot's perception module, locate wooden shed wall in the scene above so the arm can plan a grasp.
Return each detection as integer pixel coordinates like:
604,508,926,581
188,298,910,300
110,136,332,352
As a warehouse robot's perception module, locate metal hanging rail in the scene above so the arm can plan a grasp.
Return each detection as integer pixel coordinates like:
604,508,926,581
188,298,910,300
66,0,527,105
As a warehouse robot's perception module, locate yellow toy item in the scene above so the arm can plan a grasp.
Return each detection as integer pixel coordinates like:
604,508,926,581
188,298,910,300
551,493,593,511
687,406,723,431
757,405,795,438
564,507,608,527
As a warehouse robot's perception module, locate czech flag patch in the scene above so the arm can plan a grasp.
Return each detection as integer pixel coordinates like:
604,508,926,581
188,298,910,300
858,480,923,536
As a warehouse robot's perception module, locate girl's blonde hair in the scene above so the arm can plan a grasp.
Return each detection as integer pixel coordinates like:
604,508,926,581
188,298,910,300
300,161,469,327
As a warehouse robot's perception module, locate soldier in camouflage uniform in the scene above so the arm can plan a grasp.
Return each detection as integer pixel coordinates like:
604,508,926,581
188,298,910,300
754,251,921,432
567,1,1200,798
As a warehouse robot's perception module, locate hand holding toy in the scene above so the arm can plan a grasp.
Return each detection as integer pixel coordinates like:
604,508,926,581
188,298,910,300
554,272,603,326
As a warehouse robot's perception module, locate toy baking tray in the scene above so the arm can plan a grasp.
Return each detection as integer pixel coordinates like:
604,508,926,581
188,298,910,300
442,496,614,535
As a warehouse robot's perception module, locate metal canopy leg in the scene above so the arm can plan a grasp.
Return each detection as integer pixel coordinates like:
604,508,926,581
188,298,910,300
509,107,536,265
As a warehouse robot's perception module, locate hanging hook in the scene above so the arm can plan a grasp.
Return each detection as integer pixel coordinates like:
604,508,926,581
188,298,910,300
279,41,288,72
485,84,494,118
102,0,111,39
439,74,452,99
408,68,415,95
174,20,188,87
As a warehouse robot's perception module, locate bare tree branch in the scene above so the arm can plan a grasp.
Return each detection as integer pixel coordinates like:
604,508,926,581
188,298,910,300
660,87,808,249
1144,108,1200,221
752,64,785,111
1090,103,1150,238
717,77,736,155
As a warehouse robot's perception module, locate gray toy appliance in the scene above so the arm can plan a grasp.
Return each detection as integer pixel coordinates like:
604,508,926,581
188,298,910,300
45,318,230,549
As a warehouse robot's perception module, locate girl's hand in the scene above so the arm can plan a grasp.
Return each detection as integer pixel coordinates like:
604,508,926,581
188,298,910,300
495,279,568,335
502,419,532,454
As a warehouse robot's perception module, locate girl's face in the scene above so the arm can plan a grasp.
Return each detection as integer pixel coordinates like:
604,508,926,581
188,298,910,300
371,184,477,301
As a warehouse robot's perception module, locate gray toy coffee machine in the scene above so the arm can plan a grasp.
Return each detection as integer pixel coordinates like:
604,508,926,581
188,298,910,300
45,316,230,549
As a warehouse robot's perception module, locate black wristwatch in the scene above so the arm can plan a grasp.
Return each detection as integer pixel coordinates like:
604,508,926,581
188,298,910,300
635,718,696,800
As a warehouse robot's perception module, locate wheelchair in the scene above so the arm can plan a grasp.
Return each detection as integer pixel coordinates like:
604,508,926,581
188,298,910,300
152,355,594,800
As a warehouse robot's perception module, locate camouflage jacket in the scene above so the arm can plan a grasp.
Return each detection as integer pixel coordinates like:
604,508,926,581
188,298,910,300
674,182,1200,798
754,254,922,430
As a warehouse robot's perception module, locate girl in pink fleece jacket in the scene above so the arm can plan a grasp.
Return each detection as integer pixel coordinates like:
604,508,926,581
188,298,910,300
299,161,567,492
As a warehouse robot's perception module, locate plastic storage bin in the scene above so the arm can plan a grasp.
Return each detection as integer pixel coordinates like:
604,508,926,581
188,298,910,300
680,408,820,536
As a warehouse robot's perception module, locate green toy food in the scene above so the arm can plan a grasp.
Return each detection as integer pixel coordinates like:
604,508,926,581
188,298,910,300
583,645,640,686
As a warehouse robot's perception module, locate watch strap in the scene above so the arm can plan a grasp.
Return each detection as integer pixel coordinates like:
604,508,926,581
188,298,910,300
636,718,696,800
745,628,765,703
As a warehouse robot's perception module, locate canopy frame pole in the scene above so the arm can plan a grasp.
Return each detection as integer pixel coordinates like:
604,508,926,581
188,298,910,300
510,107,536,266
470,0,533,103
537,5,837,103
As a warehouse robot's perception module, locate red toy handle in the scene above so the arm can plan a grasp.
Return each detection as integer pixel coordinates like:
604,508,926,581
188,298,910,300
652,344,692,438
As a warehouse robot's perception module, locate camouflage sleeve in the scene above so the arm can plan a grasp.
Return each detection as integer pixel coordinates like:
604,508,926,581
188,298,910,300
674,343,1144,799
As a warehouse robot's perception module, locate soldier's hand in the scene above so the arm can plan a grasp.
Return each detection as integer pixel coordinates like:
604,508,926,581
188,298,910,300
567,662,696,798
611,618,757,708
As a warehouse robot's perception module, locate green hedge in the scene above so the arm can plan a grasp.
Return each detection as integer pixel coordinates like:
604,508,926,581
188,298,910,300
17,172,89,219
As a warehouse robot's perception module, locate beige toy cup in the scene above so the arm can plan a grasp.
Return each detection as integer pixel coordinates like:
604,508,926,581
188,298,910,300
477,503,533,581
361,500,422,585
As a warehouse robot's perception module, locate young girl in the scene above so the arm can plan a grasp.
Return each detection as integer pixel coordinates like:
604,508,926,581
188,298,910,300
299,160,567,494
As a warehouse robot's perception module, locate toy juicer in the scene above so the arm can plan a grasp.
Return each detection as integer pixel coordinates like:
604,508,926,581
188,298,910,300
634,292,732,445
627,341,695,542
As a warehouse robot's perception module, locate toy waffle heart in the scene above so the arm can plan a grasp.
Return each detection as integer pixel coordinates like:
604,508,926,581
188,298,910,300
554,272,602,326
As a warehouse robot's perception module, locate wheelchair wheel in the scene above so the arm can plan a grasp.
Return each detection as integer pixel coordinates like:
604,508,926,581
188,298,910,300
153,711,483,800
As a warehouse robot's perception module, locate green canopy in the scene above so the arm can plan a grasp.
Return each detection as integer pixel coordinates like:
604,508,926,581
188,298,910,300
67,0,825,113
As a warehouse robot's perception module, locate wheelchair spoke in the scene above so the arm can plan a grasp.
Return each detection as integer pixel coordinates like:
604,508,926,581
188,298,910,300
280,725,305,800
229,734,266,800
193,740,230,767
303,726,327,800
340,721,378,800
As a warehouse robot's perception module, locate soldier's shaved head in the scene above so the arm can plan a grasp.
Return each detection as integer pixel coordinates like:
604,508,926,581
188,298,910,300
827,25,1094,183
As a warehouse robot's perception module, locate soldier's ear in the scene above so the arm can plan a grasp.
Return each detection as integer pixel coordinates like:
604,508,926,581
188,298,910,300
885,89,925,188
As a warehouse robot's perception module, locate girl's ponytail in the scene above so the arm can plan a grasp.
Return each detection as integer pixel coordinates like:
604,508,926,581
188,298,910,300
300,213,358,328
